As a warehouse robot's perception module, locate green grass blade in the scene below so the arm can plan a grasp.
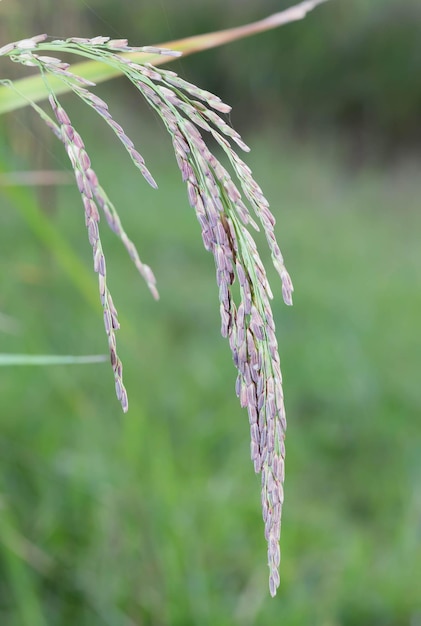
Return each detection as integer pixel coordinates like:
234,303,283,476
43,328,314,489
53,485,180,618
0,354,107,365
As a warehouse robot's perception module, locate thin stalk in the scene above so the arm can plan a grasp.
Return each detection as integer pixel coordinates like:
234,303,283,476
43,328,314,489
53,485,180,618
0,354,107,365
0,0,330,115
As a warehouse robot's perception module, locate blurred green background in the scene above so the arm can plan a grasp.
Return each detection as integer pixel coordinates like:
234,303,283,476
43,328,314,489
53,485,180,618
0,1,420,624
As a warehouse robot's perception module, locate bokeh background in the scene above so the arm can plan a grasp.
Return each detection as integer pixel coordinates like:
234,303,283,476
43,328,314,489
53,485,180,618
0,1,420,624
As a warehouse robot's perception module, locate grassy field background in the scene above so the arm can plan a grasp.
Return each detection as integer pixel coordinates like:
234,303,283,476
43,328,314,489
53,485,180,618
0,93,420,625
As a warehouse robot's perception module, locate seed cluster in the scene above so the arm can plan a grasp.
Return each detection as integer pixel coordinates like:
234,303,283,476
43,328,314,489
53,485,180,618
48,93,130,411
4,34,293,596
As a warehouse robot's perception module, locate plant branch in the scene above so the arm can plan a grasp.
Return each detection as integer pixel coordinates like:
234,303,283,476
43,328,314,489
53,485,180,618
0,0,330,115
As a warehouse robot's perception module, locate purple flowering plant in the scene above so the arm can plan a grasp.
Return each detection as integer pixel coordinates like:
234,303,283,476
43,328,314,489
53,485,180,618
0,0,329,596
